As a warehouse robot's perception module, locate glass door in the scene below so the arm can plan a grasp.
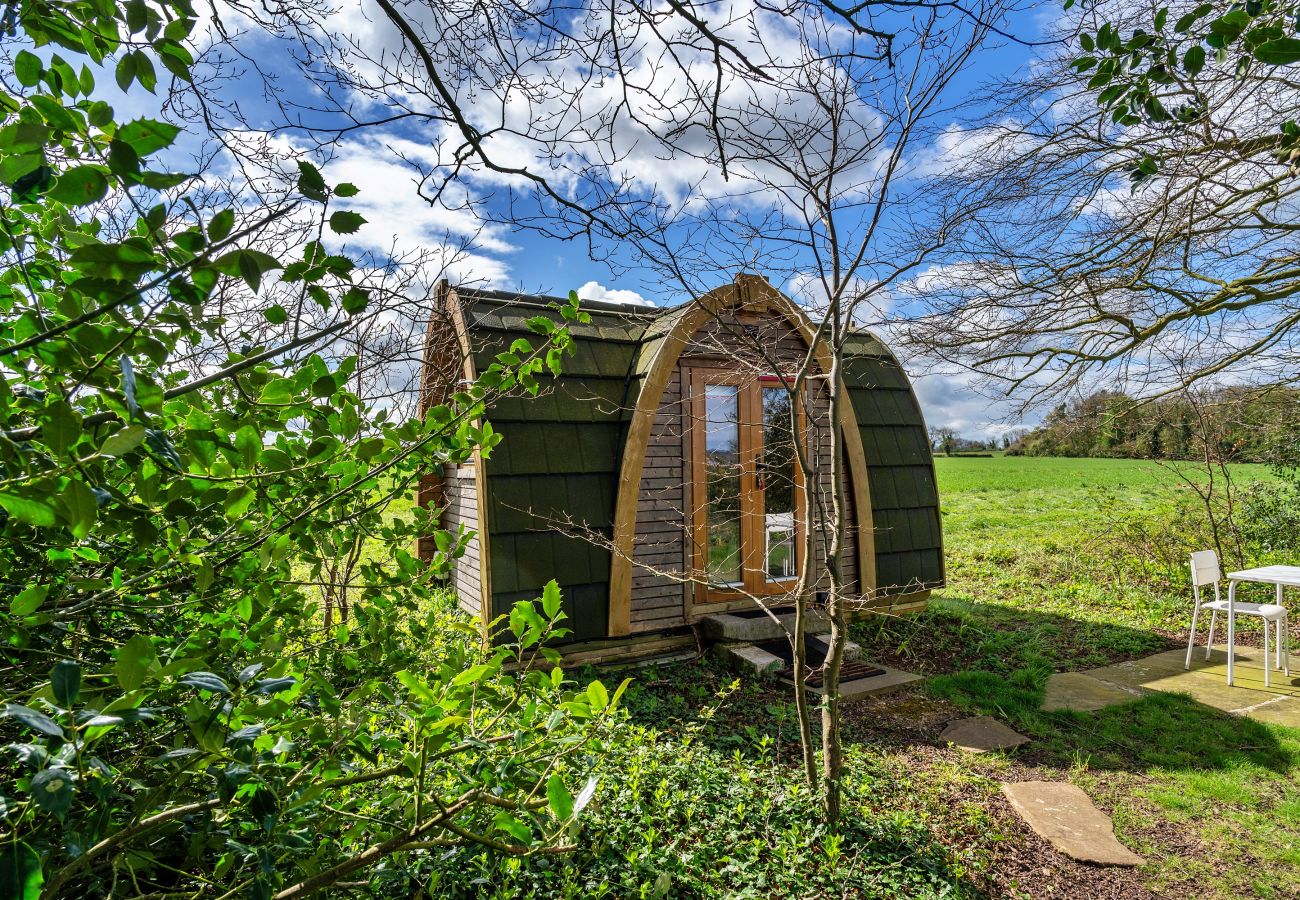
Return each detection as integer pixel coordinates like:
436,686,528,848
690,370,803,602
702,384,744,588
759,379,798,584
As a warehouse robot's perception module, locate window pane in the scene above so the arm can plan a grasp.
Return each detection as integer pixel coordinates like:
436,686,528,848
704,384,742,585
761,385,796,580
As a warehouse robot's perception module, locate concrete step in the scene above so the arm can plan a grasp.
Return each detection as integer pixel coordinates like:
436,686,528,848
807,632,863,662
699,608,830,643
715,642,784,677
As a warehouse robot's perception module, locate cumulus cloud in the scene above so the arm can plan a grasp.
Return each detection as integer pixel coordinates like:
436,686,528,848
575,280,654,306
909,371,1032,441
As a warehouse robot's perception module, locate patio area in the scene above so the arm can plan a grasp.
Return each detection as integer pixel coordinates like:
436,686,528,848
1071,646,1300,727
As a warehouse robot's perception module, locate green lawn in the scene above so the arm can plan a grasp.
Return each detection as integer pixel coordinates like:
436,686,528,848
853,455,1300,899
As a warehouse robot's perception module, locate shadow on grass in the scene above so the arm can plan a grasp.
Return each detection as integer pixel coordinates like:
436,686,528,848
851,594,1299,776
926,669,1298,776
852,592,1181,679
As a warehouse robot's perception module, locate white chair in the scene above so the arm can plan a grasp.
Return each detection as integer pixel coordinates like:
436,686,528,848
1186,550,1290,676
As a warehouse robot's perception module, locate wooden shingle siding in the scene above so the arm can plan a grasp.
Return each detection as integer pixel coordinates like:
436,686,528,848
628,368,689,632
440,466,482,619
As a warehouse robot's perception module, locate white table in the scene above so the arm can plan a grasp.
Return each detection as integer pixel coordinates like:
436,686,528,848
1225,566,1299,686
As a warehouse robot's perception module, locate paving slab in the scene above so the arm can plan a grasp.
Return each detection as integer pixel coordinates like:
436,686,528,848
940,716,1030,753
1084,647,1300,722
1042,672,1141,712
1000,781,1144,867
1239,696,1300,728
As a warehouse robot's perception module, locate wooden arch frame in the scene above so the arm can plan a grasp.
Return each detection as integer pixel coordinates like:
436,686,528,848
607,274,875,636
424,283,494,639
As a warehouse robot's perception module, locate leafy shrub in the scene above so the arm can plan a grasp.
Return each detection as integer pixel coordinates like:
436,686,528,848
0,2,617,895
415,713,975,899
1240,478,1300,557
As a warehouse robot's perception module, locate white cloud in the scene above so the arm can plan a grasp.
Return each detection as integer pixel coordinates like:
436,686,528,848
575,280,654,307
909,369,1037,441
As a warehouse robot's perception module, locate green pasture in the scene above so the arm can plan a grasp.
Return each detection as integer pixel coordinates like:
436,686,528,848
856,454,1300,899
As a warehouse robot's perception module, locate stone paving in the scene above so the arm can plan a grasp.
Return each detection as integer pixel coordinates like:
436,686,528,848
1081,646,1300,726
999,644,1300,866
1000,782,1145,867
1042,672,1142,712
939,715,1030,753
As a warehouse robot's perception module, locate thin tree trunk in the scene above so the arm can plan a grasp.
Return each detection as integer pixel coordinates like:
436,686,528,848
819,314,848,826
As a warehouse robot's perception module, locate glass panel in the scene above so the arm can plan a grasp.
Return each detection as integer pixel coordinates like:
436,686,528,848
703,384,742,586
761,385,797,580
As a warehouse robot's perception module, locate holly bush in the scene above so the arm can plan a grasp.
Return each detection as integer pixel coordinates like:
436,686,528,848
0,2,621,897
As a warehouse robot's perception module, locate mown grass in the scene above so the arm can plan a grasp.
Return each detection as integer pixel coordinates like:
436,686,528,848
854,455,1300,899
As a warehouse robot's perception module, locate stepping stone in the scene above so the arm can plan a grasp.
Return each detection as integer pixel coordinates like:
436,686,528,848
1000,781,1144,867
1042,672,1137,712
939,716,1029,753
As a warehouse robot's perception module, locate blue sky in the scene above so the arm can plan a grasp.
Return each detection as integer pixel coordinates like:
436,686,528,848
83,3,1062,438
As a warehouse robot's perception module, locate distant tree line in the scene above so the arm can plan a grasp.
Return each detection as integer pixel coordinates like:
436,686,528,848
1006,387,1300,463
927,426,1003,456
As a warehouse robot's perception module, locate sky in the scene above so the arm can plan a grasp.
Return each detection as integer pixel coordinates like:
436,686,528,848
90,2,1063,440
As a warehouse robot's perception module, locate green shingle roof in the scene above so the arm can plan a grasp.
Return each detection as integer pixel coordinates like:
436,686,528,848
842,332,944,595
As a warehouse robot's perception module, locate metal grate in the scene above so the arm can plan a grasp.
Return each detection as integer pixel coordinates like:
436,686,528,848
780,659,886,687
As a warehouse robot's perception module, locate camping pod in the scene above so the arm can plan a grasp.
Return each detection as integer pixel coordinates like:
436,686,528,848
418,274,943,650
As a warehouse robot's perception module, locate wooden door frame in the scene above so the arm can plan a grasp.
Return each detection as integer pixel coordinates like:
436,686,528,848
684,364,807,611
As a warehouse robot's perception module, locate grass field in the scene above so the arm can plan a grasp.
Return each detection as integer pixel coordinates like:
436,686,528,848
853,455,1300,898
432,455,1300,898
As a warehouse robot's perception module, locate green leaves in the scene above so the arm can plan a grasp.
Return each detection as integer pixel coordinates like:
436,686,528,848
546,774,574,821
115,635,155,691
329,211,366,234
0,492,57,527
210,248,282,293
114,51,157,93
541,579,563,618
297,160,327,201
258,377,295,405
209,208,235,242
14,51,43,87
1,703,63,737
178,671,230,694
47,165,109,205
10,585,48,617
234,424,262,466
59,480,98,539
0,842,43,899
0,2,598,888
493,811,532,843
30,768,75,818
68,239,157,281
1253,38,1300,66
101,424,147,457
50,659,80,707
